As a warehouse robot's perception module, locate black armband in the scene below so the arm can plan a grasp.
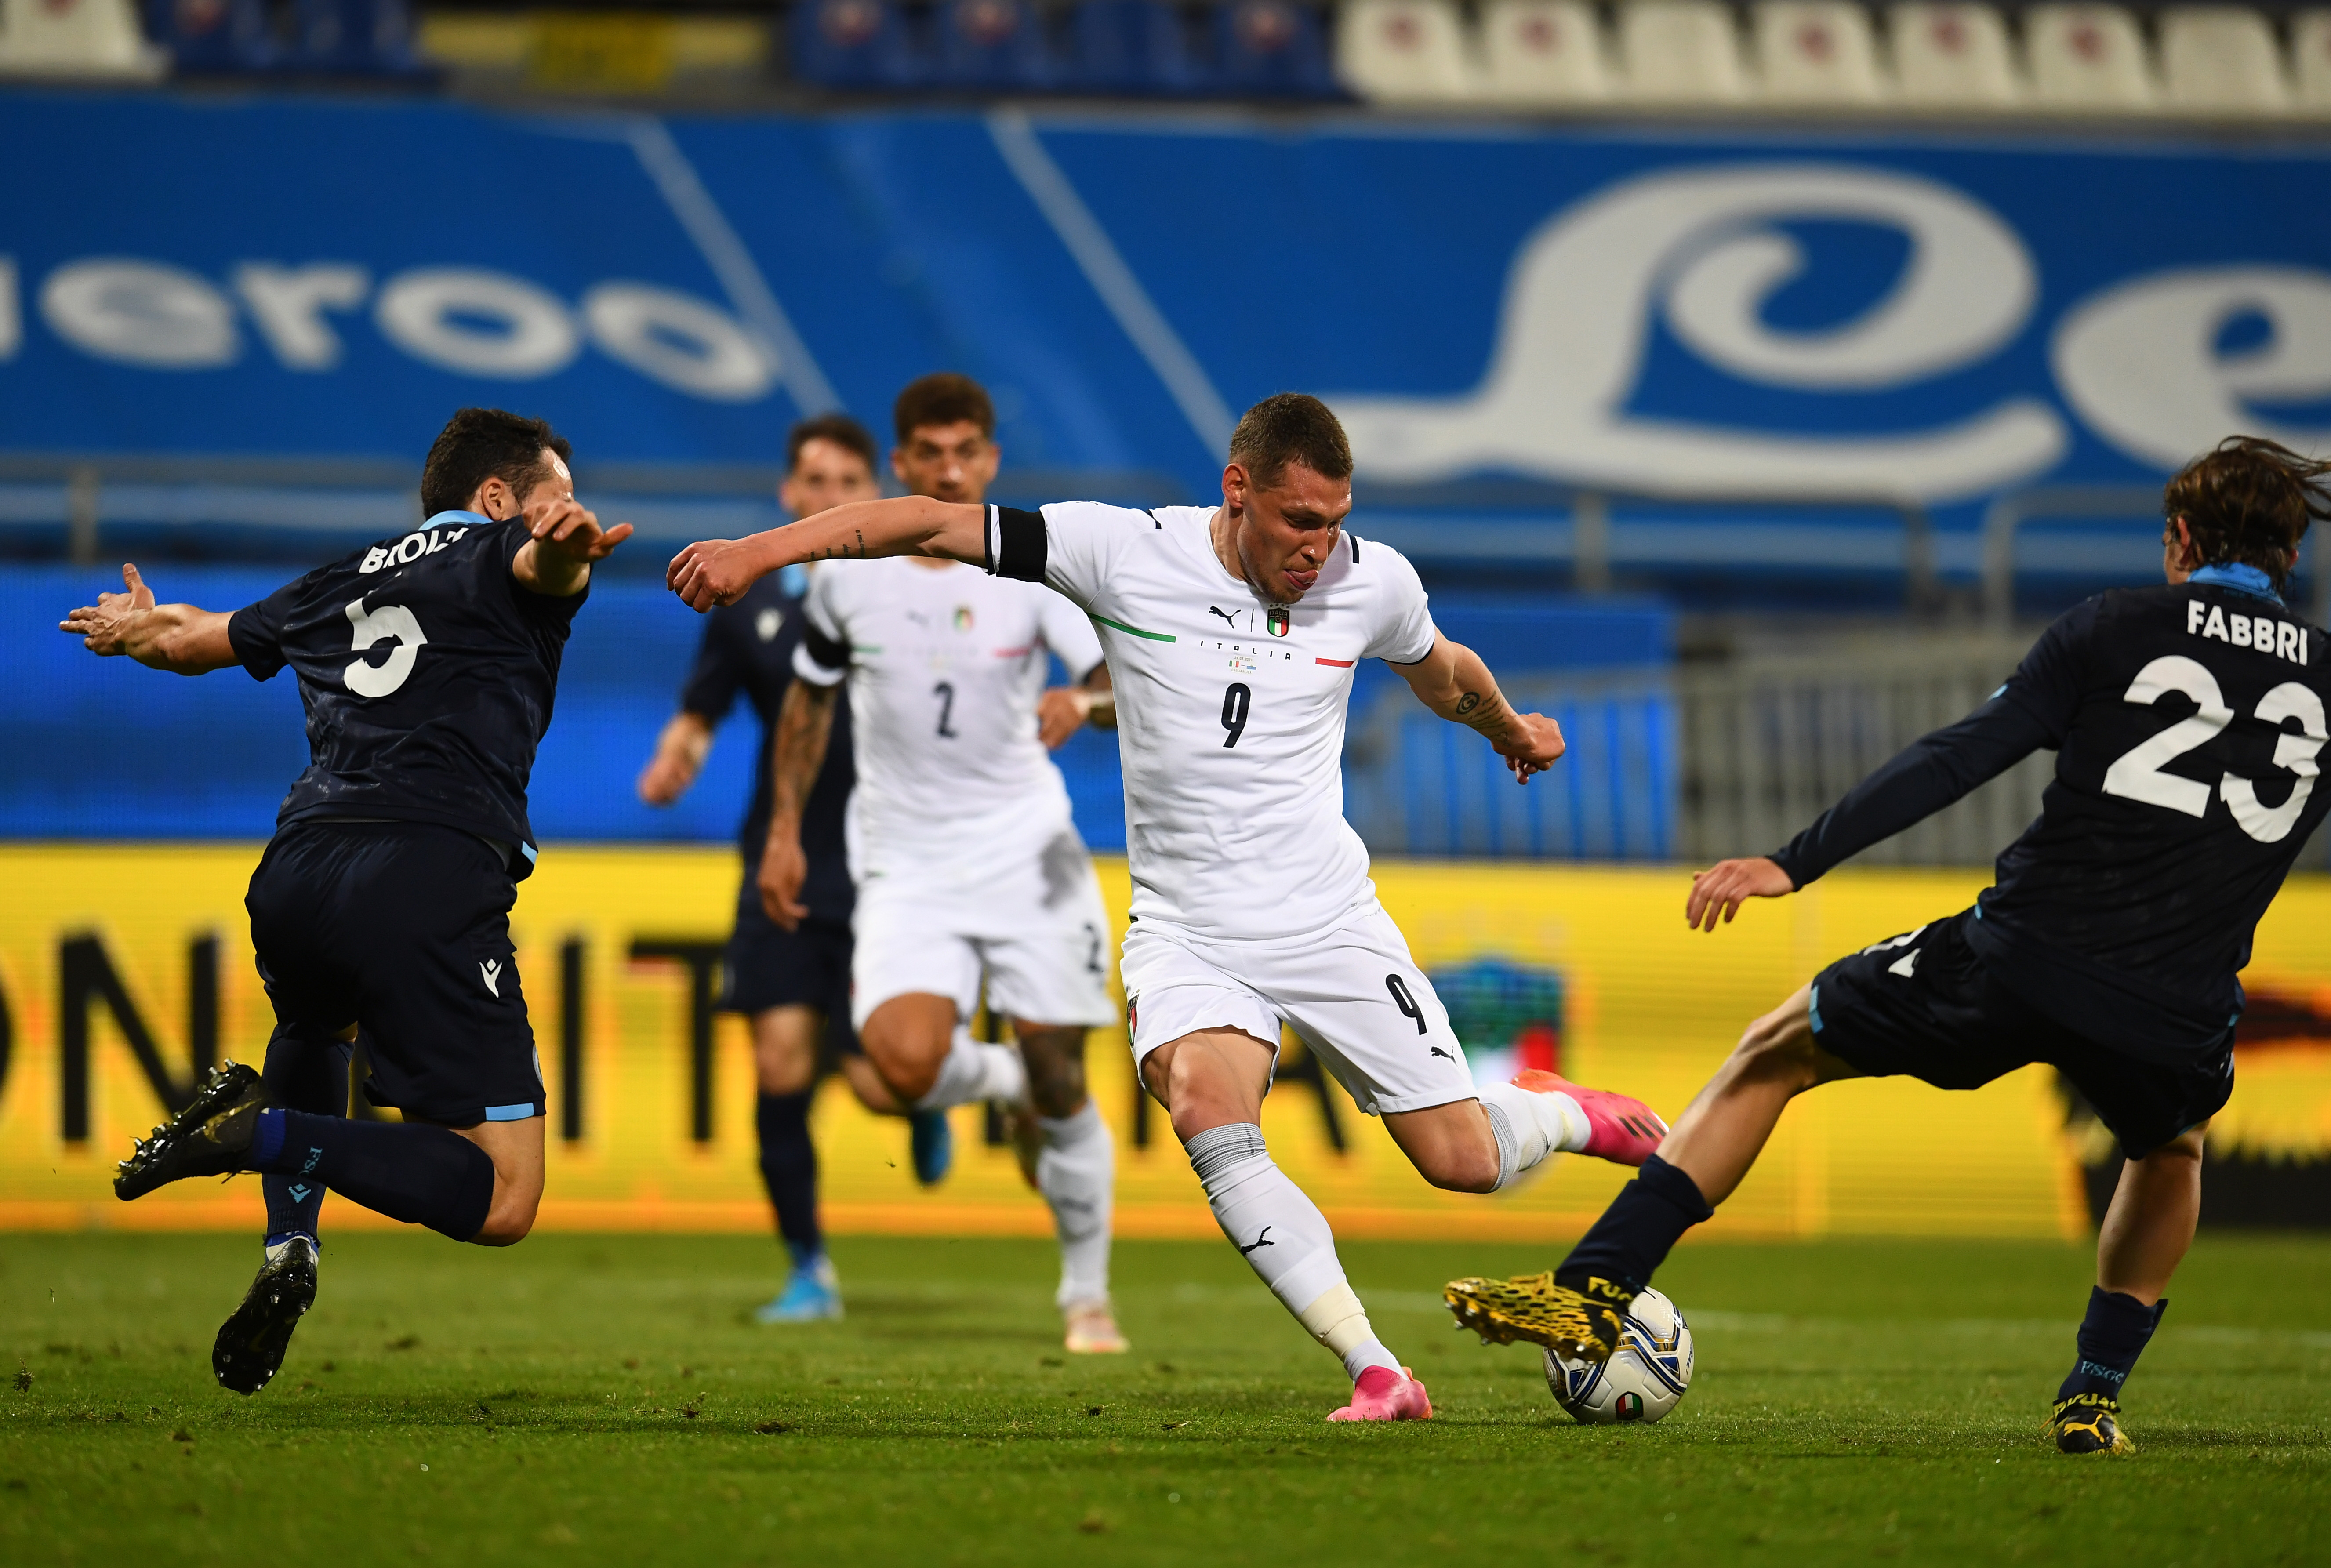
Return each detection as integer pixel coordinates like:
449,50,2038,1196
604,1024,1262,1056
799,620,850,673
985,505,1049,583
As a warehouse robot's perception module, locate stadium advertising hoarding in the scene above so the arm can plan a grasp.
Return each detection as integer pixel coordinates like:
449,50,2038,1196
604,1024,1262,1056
0,91,2327,517
3,847,2325,1240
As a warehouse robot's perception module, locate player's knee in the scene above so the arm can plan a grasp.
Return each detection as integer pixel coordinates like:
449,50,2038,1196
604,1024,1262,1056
1726,1014,1825,1095
860,1025,945,1101
471,1203,537,1246
1418,1141,1501,1195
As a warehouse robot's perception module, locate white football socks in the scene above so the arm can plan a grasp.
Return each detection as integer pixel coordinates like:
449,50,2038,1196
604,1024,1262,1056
1186,1122,1400,1382
912,1027,1027,1113
1036,1099,1115,1309
1476,1080,1590,1190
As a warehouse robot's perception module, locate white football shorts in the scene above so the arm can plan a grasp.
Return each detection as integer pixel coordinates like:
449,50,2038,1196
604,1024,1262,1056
1119,900,1477,1116
848,830,1118,1032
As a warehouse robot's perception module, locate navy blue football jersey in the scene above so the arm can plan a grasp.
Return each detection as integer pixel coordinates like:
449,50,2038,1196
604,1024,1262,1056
1773,569,2329,1062
227,509,586,875
679,571,856,924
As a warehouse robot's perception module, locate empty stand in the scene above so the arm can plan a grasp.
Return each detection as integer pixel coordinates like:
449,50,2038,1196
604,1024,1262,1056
0,0,160,74
1480,0,1613,102
788,0,922,87
288,0,421,73
933,0,1051,87
1619,0,1750,101
2298,10,2331,108
1214,0,1338,94
1065,0,1198,92
1753,0,1884,101
1888,2,2020,105
1335,0,1477,102
2024,3,2156,108
2159,6,2289,113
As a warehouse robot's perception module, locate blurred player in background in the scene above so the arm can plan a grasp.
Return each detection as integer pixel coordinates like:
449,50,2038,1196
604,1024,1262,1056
1446,436,2331,1457
61,408,628,1393
671,392,1668,1416
760,374,1129,1354
638,413,943,1325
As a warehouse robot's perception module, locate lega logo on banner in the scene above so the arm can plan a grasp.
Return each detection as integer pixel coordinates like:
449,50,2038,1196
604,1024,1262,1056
1330,163,2331,500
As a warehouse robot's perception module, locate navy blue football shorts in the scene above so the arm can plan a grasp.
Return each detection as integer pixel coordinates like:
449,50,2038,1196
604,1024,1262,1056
1808,908,2234,1161
245,821,545,1127
723,867,860,1056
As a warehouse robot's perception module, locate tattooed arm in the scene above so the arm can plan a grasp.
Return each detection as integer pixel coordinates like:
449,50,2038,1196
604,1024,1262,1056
667,495,986,610
1391,632,1566,783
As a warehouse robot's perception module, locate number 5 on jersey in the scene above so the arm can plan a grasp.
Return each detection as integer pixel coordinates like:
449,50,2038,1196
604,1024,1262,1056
345,599,426,697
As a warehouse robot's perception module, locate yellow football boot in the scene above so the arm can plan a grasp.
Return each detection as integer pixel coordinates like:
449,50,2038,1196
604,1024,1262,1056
1444,1270,1624,1363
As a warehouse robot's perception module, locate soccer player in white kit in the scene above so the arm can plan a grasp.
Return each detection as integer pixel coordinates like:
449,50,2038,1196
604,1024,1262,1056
759,375,1129,1355
674,393,1670,1419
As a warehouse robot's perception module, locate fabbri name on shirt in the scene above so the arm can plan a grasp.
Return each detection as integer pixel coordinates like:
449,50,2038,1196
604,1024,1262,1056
359,526,471,574
2188,598,2311,664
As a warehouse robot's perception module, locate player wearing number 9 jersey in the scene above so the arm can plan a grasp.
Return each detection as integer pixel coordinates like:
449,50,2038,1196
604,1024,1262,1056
668,392,1673,1420
63,407,629,1397
1445,436,2331,1459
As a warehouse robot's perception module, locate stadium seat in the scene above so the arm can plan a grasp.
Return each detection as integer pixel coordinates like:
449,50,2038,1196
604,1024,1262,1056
1063,0,1198,92
1752,0,1884,102
0,0,163,74
2024,3,2156,109
142,0,271,70
1479,0,1612,103
2297,10,2331,109
788,0,922,88
2158,6,2289,113
931,0,1050,87
1888,2,2019,106
287,0,422,73
1213,0,1338,95
1617,0,1748,102
1334,0,1476,102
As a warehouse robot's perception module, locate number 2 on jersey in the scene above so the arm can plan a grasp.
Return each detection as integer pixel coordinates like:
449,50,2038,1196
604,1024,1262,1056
932,681,959,739
1220,682,1251,748
2102,654,2327,842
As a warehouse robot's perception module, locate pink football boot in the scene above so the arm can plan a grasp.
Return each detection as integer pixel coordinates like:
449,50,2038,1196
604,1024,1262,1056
1328,1365,1433,1423
1513,1069,1668,1166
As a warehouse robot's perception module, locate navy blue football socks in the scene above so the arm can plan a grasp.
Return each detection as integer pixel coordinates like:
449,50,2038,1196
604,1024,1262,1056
251,1109,497,1242
1558,1154,1716,1301
260,1026,354,1249
755,1090,823,1266
2056,1286,2168,1406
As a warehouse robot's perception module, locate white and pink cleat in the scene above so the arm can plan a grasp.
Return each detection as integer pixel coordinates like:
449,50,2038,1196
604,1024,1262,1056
1514,1069,1669,1166
1328,1365,1433,1423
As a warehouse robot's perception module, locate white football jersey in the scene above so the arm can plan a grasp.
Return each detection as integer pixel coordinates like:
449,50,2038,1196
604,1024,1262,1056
989,501,1437,942
794,558,1104,889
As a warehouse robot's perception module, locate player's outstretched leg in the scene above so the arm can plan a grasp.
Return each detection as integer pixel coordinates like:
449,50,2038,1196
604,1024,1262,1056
2049,1125,2204,1455
116,1064,511,1244
214,1025,354,1394
1447,984,1849,1362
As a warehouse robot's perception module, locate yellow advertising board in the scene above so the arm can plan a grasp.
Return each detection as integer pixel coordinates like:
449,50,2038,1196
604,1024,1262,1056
2,845,2326,1241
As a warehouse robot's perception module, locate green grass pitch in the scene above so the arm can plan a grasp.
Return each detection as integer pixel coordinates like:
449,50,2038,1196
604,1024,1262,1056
3,1231,2325,1565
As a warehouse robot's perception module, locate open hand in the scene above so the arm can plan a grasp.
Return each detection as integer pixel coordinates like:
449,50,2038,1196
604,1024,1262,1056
1491,711,1566,783
59,563,157,655
667,539,764,612
1685,857,1795,933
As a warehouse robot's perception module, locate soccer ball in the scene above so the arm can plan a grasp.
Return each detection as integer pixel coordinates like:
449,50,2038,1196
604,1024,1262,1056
1540,1285,1693,1424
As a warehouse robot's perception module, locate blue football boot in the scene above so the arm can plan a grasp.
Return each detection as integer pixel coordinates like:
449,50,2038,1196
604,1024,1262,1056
909,1110,953,1187
755,1253,842,1323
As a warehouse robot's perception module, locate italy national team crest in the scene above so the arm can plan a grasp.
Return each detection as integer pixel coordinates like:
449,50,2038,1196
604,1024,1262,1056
952,606,974,632
1267,606,1290,637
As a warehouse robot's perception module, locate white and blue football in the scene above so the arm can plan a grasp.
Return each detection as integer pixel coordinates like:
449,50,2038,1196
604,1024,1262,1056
1541,1285,1694,1424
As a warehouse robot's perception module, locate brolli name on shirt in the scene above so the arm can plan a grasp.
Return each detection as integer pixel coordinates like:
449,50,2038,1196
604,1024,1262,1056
2188,598,2311,664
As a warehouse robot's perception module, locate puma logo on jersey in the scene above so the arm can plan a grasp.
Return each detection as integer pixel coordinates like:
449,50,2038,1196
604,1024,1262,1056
1429,1045,1454,1060
1209,606,1239,627
2189,599,2309,664
480,959,503,997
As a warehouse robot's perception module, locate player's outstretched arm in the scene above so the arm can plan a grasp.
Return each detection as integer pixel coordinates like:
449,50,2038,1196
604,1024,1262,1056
58,564,238,676
1392,633,1565,784
667,496,984,611
759,678,840,930
512,496,632,598
638,712,714,806
1684,857,1795,933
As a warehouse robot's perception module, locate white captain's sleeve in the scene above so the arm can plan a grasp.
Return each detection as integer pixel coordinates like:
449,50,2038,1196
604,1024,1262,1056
1034,583,1106,678
788,563,852,688
1358,538,1438,664
984,499,1139,612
